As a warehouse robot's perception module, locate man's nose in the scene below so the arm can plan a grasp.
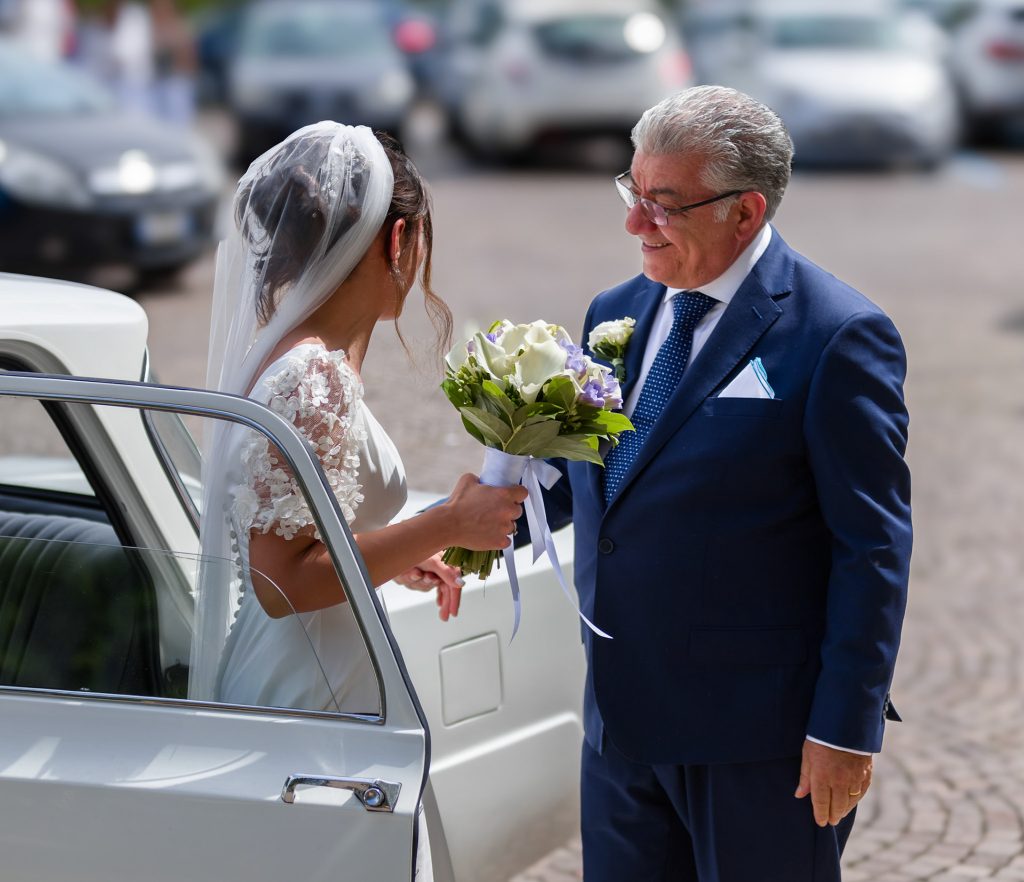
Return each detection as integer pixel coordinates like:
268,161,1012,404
625,201,656,236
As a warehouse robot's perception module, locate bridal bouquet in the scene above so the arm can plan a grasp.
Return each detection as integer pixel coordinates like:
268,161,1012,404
441,319,633,582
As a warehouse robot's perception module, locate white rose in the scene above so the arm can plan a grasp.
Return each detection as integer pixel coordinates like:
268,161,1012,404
588,317,636,351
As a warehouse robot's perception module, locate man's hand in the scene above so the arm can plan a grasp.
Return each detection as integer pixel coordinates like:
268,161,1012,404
393,554,464,621
794,740,873,827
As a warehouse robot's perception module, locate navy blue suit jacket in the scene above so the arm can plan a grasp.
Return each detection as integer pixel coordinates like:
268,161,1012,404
538,229,912,766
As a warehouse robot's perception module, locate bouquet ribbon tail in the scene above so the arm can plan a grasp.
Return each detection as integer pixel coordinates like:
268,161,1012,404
521,459,613,642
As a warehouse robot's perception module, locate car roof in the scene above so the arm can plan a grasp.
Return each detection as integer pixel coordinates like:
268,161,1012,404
0,274,148,380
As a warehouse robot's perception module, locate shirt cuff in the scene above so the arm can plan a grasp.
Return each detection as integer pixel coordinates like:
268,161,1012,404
805,735,872,756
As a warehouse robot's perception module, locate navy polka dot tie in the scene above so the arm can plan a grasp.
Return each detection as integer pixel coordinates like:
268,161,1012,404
602,291,716,505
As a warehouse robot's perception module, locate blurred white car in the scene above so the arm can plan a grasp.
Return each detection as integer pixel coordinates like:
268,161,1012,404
433,0,692,159
0,273,585,882
684,0,961,167
902,0,1024,137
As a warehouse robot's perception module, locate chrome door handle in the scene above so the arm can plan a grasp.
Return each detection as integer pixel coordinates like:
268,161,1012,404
280,774,401,812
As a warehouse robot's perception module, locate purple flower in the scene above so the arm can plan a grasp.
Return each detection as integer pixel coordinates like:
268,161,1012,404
561,343,587,375
485,331,500,343
467,340,476,354
579,379,606,408
601,376,623,411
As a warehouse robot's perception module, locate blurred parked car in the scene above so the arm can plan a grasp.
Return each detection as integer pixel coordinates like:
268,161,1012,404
683,0,960,168
228,0,418,165
0,273,587,882
901,0,1024,139
432,0,692,161
0,40,222,280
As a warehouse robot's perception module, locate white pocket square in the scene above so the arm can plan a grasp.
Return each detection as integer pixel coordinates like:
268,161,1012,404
718,357,775,400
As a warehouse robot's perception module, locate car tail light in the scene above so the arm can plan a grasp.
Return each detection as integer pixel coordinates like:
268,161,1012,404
394,19,436,54
986,39,1024,61
659,51,692,86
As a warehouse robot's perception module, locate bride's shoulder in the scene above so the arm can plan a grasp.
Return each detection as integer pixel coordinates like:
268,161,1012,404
256,343,362,410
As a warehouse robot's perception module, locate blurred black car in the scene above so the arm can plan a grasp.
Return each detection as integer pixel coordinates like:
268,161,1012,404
0,41,223,280
227,0,420,165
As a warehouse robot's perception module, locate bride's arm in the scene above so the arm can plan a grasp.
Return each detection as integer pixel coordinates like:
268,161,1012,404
248,474,526,618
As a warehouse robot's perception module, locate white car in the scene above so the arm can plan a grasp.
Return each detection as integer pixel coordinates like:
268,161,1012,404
433,0,692,160
0,273,585,882
683,0,961,168
902,0,1024,137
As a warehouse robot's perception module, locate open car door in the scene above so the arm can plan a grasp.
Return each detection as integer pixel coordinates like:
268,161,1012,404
0,373,433,882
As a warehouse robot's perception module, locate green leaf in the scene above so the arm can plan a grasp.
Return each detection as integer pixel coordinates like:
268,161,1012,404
504,419,562,455
459,414,487,445
592,410,635,434
534,435,605,464
539,375,577,411
441,378,472,408
461,406,513,446
481,380,516,418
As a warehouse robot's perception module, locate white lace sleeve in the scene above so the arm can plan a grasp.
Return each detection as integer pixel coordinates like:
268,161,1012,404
233,349,367,540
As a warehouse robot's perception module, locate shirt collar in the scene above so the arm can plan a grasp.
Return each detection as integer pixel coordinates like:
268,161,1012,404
663,224,774,306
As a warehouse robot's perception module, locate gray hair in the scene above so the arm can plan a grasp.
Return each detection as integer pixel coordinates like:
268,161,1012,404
631,85,793,222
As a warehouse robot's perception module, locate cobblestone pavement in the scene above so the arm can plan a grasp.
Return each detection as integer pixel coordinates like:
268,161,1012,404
507,159,1024,881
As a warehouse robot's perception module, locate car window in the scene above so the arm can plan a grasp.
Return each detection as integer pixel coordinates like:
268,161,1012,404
0,42,115,117
0,395,92,498
0,396,379,719
768,14,901,50
240,2,393,59
533,13,667,61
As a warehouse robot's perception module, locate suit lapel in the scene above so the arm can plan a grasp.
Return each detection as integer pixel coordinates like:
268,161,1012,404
586,276,665,506
604,233,794,513
613,276,666,402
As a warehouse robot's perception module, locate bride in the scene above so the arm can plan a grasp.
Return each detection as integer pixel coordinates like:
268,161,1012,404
189,123,526,717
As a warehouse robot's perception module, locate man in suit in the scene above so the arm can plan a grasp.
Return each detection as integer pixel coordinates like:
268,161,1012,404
532,86,912,880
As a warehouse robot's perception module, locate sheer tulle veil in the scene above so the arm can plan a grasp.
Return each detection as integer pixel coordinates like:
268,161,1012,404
189,123,394,701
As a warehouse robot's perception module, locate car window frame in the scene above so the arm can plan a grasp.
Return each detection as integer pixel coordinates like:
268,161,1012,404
0,371,429,735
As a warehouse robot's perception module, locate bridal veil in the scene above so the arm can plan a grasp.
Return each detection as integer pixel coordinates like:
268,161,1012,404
189,123,394,701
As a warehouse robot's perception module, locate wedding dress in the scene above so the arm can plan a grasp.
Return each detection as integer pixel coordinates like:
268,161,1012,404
217,343,407,713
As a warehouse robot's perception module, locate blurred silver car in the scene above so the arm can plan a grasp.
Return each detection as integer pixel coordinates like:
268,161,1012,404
228,0,417,165
434,0,692,160
684,0,961,168
903,0,1024,137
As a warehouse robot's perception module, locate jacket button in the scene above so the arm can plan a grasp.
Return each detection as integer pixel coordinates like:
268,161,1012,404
598,538,615,554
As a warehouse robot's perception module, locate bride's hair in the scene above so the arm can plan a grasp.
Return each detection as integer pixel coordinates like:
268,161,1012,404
377,131,453,358
235,129,452,356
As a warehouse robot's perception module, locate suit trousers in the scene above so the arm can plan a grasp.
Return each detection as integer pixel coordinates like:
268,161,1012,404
581,738,856,882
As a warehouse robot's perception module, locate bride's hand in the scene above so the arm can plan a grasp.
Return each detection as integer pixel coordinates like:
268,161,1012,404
442,473,528,551
394,553,464,621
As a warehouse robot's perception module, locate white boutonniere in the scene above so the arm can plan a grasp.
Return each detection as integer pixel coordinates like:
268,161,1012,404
588,317,636,382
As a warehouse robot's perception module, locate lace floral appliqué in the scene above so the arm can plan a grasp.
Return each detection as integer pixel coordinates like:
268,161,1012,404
233,348,366,541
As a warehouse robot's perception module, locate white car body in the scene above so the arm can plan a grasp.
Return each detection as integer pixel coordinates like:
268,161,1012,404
0,274,585,882
684,0,961,167
946,0,1024,126
436,0,692,156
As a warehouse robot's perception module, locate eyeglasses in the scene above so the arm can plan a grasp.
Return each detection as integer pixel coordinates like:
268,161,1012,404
614,172,742,226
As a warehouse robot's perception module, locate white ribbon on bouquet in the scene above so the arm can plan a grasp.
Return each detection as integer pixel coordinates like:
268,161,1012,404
479,447,613,641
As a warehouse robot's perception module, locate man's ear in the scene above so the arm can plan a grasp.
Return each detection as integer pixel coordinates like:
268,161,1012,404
388,218,407,265
735,191,768,238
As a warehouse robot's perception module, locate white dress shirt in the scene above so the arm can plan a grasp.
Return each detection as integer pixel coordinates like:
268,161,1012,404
621,223,867,757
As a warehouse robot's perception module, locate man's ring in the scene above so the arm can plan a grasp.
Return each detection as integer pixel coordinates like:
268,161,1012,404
848,790,862,797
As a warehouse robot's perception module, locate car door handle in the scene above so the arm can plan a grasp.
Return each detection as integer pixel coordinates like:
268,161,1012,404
280,774,401,813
